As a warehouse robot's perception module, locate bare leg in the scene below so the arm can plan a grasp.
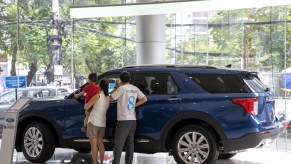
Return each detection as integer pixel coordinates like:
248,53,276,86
89,137,99,164
84,111,90,129
97,137,105,164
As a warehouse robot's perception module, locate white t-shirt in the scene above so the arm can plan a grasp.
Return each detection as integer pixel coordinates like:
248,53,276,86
88,91,110,127
111,84,145,121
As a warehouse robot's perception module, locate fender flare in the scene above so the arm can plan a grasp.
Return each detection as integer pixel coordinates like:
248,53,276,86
161,112,227,145
16,112,65,150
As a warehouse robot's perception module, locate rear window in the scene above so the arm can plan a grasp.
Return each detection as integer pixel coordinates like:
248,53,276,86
243,74,268,93
187,74,262,94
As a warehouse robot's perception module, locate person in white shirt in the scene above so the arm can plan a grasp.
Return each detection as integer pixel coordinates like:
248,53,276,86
85,79,110,164
110,71,147,164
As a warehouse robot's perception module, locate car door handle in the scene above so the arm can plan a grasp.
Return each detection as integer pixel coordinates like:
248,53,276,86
168,97,181,101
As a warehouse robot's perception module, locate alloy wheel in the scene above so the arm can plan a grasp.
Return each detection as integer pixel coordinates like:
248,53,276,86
23,127,43,158
177,132,210,164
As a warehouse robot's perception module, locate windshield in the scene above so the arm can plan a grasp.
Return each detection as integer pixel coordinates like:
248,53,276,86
0,91,23,105
65,83,88,99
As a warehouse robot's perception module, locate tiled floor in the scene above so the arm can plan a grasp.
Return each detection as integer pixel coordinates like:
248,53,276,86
8,148,291,164
2,136,291,163
0,141,289,164
1,98,291,163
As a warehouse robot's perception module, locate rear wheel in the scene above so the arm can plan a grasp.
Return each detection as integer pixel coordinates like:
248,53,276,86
218,152,237,159
172,125,219,164
22,122,55,163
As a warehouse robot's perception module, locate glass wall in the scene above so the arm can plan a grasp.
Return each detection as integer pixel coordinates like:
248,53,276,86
1,0,291,151
165,6,291,151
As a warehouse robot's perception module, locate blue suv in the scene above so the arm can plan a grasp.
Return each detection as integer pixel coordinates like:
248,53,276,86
14,65,280,164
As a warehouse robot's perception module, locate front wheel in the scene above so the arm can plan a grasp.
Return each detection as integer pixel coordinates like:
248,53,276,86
22,122,55,163
172,125,219,164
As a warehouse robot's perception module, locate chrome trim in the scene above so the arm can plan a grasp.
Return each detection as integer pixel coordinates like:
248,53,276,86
136,139,150,143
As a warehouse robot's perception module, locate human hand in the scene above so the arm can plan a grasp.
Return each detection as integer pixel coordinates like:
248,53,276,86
74,94,79,98
115,80,121,88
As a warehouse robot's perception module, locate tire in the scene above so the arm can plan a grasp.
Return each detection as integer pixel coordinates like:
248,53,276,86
172,125,219,164
21,122,55,163
74,148,91,154
218,152,237,159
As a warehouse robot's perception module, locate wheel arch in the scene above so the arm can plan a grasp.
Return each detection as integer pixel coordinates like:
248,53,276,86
15,112,64,152
161,112,227,151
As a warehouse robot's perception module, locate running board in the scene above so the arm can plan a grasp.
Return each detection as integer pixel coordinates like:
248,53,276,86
74,139,150,143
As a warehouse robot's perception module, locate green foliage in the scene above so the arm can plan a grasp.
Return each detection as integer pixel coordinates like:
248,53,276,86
1,1,290,86
208,6,291,71
0,0,136,84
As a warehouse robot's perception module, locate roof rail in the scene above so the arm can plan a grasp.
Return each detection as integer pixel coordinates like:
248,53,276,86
123,64,217,69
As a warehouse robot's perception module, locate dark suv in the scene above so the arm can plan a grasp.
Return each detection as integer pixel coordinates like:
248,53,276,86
14,65,280,164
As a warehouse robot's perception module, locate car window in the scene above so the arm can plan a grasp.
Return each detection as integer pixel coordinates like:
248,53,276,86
29,90,51,98
41,90,51,97
101,74,121,93
57,88,69,96
0,91,22,104
243,74,268,92
187,74,253,93
101,73,135,93
133,73,178,95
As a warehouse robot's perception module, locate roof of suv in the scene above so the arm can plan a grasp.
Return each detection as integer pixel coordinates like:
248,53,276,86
106,64,252,74
124,64,217,69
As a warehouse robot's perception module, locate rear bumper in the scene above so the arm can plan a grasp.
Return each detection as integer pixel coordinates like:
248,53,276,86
222,127,280,152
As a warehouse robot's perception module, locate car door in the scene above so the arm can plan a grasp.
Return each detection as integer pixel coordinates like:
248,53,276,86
132,72,181,140
63,89,86,139
99,72,135,139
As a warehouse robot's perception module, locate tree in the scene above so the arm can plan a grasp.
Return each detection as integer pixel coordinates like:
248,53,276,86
209,6,291,71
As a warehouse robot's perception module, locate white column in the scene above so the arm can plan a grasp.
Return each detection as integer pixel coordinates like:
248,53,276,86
136,0,166,64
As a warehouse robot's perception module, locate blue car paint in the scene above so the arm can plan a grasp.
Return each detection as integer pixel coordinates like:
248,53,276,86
17,66,280,151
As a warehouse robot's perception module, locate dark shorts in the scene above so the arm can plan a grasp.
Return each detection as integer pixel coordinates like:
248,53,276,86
87,122,105,138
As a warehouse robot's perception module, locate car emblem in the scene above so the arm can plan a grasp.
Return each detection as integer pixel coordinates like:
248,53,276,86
5,118,15,123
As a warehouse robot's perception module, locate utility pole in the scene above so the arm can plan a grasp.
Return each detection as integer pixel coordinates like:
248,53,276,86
49,0,62,86
71,0,75,91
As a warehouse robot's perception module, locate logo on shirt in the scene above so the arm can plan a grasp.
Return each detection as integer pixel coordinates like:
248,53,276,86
127,96,135,111
126,90,137,93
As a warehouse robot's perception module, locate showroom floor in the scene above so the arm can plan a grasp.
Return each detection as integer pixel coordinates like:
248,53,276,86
0,138,290,164
2,98,291,163
8,148,291,164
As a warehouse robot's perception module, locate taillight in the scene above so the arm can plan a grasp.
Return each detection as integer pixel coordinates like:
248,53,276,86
232,98,258,115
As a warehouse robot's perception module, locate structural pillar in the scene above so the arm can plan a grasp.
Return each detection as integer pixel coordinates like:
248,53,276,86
136,0,166,64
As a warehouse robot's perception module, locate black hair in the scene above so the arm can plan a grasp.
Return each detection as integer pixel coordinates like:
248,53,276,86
120,71,130,83
99,79,109,96
88,73,98,83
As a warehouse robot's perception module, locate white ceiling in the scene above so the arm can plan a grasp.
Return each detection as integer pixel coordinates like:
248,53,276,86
70,0,291,18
